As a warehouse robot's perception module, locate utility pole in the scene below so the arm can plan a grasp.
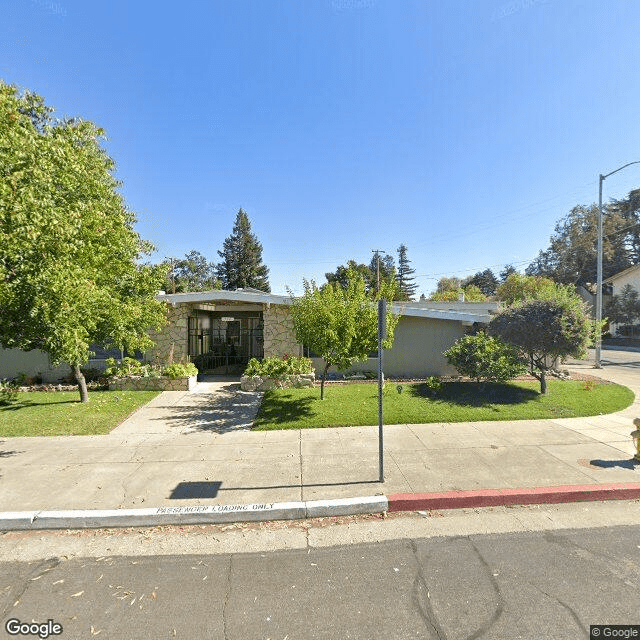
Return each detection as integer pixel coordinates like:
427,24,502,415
371,249,386,294
166,257,176,294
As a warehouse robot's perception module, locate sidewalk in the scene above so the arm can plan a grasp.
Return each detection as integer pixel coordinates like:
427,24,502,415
0,354,638,528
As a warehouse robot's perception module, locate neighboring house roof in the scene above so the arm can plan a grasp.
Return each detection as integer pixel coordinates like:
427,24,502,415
157,290,492,323
604,263,640,284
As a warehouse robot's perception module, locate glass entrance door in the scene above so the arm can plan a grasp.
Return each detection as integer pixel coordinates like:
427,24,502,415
188,311,264,374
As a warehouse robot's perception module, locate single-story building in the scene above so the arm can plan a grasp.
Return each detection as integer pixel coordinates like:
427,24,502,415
146,289,497,378
0,289,497,381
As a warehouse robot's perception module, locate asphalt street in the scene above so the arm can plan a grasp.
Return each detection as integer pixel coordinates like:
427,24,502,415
2,501,640,640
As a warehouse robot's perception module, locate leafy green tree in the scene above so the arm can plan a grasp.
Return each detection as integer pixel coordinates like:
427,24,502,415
526,203,631,287
166,250,220,292
610,188,640,266
605,284,640,330
466,269,499,296
429,290,462,302
444,332,525,384
462,285,487,301
499,264,518,282
496,273,558,305
435,276,461,294
217,208,270,292
325,260,374,292
288,270,399,400
488,293,590,394
396,244,418,301
429,284,486,302
0,83,168,402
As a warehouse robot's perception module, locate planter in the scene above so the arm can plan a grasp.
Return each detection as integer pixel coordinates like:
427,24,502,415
241,373,315,392
108,375,197,392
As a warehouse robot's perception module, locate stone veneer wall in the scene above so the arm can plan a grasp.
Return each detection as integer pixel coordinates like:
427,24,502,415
240,373,314,392
262,304,302,358
109,376,197,391
146,303,191,365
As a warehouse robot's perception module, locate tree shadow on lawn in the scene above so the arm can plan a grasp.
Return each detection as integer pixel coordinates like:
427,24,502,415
254,391,315,425
0,399,36,411
409,381,539,407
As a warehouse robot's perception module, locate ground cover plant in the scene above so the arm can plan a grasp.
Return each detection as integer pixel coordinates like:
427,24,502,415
104,358,198,379
244,356,314,377
0,390,159,437
252,379,633,430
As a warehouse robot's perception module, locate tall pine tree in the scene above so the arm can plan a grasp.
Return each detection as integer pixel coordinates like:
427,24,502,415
396,244,418,301
217,209,270,292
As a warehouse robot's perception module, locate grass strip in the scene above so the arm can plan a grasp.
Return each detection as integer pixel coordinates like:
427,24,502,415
253,380,634,430
0,391,160,437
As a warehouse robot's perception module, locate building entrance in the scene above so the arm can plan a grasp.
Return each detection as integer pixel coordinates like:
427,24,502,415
188,310,264,375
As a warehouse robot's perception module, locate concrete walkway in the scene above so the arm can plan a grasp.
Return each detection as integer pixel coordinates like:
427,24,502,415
0,354,638,516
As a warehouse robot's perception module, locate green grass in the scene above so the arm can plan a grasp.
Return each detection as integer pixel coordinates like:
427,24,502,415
253,380,635,430
0,391,160,437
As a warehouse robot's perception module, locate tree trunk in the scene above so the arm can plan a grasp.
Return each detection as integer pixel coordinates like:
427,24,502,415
72,364,89,403
320,362,330,400
539,369,547,395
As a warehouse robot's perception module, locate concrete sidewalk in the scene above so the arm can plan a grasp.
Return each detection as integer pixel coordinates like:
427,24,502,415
0,354,638,525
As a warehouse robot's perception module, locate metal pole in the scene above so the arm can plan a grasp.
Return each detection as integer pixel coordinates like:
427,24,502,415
594,161,640,369
378,299,386,483
595,175,603,368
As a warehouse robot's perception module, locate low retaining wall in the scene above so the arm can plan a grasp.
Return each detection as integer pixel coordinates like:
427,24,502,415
108,376,197,392
241,373,315,392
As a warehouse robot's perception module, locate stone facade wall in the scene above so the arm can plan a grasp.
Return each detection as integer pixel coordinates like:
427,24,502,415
147,300,301,366
240,373,314,392
109,376,197,392
262,304,301,358
147,303,191,365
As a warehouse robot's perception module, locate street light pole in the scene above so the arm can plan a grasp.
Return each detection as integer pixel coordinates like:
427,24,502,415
595,161,640,368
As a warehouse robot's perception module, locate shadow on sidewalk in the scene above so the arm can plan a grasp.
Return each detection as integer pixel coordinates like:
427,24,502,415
168,479,380,499
590,458,640,470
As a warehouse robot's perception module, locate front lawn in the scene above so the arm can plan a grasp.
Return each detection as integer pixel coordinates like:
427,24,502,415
253,380,634,430
0,391,159,437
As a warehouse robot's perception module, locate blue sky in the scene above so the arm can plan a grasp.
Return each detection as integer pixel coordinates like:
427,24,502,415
3,0,640,296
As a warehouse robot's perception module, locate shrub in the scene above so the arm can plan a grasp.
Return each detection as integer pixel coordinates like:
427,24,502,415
162,363,198,379
0,379,19,405
425,375,443,392
244,356,314,378
444,332,525,384
104,357,152,378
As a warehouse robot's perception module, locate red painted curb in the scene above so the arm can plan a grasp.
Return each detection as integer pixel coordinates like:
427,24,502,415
387,483,640,512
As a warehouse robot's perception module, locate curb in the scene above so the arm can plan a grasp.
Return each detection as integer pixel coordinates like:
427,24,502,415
3,484,640,531
0,496,388,531
387,483,640,512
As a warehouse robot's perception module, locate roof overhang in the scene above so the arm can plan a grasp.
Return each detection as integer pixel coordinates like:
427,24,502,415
157,290,292,307
156,291,491,323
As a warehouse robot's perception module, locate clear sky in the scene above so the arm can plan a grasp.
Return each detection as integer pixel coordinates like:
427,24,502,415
3,0,640,296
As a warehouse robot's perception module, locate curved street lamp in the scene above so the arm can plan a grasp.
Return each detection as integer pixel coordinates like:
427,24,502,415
595,161,640,368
